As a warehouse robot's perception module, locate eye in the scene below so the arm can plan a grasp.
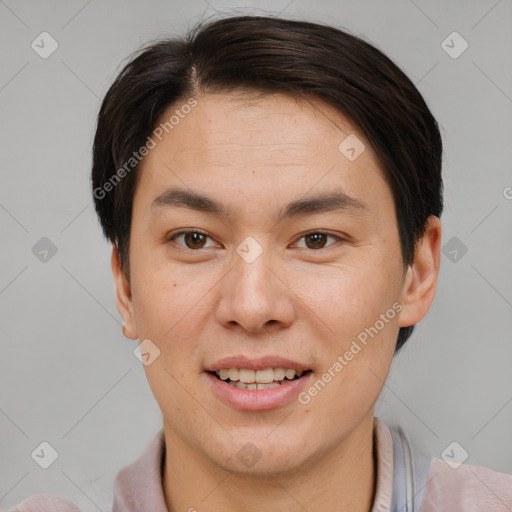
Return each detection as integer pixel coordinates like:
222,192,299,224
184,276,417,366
167,229,343,251
293,231,342,250
168,230,219,250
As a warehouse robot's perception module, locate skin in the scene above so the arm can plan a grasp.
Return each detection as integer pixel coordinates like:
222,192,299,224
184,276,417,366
112,90,441,512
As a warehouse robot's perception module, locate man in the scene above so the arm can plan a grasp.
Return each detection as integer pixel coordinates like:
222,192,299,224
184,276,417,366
13,14,512,512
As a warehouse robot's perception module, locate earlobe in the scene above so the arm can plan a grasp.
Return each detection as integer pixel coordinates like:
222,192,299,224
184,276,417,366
111,247,138,340
398,216,442,328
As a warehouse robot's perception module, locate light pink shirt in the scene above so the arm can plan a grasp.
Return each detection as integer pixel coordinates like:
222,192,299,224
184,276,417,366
10,417,512,511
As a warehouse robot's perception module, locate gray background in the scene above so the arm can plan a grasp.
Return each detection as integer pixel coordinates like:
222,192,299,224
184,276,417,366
1,0,511,510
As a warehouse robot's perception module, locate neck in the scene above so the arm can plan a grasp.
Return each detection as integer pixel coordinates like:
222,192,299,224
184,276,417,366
162,414,377,512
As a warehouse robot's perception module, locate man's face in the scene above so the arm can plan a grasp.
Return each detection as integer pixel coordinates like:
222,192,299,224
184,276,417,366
118,91,417,474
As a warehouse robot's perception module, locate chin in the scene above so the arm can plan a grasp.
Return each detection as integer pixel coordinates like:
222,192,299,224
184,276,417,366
207,429,319,476
217,448,312,477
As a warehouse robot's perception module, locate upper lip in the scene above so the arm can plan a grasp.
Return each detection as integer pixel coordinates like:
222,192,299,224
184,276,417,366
205,355,311,372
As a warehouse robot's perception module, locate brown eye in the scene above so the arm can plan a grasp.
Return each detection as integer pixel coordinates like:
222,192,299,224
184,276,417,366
305,233,328,249
295,231,341,250
169,230,215,250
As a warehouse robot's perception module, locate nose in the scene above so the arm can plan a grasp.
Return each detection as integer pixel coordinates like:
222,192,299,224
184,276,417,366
215,241,296,334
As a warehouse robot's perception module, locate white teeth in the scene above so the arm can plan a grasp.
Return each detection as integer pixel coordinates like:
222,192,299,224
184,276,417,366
228,381,281,390
285,369,296,380
214,367,307,384
238,369,255,383
228,368,239,381
255,368,274,383
274,367,286,380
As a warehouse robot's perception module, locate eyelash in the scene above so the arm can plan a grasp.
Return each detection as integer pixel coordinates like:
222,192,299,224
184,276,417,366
167,229,344,251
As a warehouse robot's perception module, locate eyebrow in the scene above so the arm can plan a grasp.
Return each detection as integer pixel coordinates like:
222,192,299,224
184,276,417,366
152,186,368,223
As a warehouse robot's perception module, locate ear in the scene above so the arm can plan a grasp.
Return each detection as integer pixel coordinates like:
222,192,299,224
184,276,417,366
111,247,138,339
398,215,442,328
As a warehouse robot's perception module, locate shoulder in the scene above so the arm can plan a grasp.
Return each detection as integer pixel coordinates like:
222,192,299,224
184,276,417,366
112,428,167,512
8,493,82,511
375,418,512,512
421,457,512,512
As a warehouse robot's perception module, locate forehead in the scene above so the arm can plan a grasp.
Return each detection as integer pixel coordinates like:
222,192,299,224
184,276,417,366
135,91,392,222
160,91,373,161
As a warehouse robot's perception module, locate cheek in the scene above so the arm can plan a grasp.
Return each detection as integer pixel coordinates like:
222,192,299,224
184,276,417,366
299,257,401,338
130,266,208,411
300,281,397,423
131,256,187,329
129,262,214,369
297,254,401,402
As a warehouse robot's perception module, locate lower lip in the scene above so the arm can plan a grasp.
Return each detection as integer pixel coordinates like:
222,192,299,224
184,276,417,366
205,372,312,411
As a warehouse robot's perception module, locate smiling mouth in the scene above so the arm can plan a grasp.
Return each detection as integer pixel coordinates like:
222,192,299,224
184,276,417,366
209,368,312,390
